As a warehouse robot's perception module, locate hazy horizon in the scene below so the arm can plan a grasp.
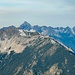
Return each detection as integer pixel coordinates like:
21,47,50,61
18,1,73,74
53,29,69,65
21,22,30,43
0,21,75,29
0,0,75,28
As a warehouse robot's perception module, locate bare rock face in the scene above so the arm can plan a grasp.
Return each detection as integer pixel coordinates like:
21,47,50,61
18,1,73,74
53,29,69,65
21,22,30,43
0,26,75,75
19,21,75,52
0,26,39,53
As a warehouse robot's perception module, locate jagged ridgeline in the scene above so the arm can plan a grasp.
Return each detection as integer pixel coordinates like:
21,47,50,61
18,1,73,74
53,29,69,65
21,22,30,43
20,21,75,52
0,26,75,75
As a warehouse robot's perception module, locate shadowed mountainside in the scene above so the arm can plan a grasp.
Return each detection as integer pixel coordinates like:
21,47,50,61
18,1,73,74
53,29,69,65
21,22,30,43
0,26,75,75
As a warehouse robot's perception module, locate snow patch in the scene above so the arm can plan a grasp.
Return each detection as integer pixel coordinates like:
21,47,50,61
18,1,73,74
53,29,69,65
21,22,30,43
19,29,26,36
30,29,36,32
71,28,75,35
51,39,56,44
42,30,48,35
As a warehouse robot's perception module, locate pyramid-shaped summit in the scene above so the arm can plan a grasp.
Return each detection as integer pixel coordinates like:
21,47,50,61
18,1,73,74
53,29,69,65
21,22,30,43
20,21,32,30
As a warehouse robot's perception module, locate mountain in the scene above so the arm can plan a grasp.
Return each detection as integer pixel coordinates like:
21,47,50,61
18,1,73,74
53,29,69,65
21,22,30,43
19,21,75,52
0,26,75,75
20,21,32,31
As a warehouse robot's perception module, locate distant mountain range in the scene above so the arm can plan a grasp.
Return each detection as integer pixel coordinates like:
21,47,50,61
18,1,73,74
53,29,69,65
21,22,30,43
0,25,75,75
19,21,75,52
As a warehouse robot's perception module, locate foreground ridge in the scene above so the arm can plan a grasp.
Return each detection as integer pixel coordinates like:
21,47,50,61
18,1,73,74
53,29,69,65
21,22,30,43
0,25,75,75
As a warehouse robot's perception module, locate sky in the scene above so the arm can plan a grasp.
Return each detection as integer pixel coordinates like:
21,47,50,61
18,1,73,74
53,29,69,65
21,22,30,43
0,0,75,28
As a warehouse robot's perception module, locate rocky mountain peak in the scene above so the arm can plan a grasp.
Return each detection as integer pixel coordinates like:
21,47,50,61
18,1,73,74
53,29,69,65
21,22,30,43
18,22,75,52
0,26,18,40
20,21,32,30
0,25,75,75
